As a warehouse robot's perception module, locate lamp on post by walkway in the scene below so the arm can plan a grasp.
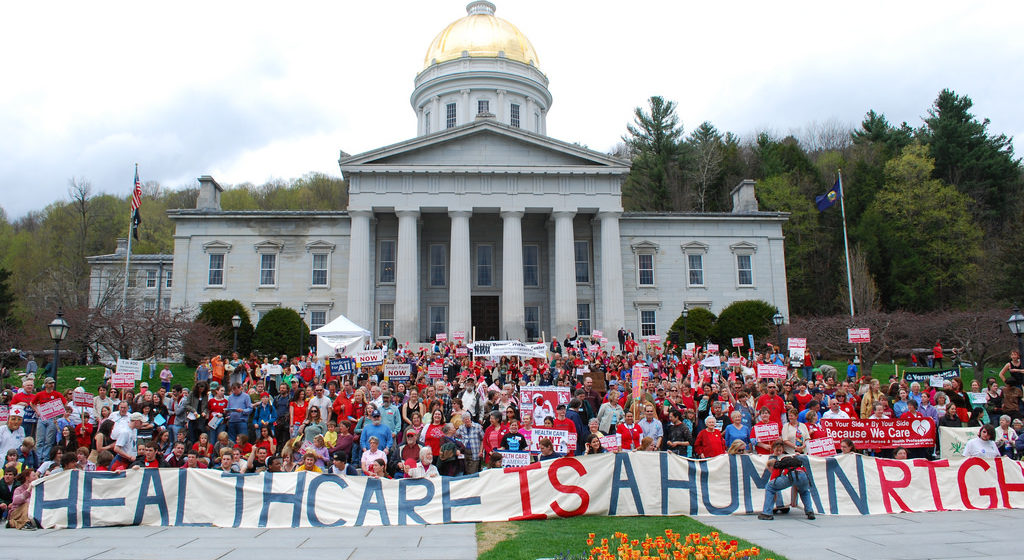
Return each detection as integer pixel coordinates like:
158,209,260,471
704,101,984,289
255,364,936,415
231,314,241,354
772,311,784,355
1008,304,1024,358
48,308,70,384
682,307,689,346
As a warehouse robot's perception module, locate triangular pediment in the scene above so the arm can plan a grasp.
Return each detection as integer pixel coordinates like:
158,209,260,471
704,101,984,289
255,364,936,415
340,120,629,171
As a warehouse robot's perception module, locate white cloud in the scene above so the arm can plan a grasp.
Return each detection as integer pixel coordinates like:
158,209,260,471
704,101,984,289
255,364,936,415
1,0,1021,217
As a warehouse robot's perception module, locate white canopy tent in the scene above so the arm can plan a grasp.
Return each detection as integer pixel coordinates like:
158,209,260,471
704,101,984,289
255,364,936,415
310,314,371,358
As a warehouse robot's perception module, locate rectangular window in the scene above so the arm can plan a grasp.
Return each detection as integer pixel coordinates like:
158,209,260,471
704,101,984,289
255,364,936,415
378,304,394,338
429,244,446,287
737,254,753,286
162,297,171,311
165,270,173,288
638,253,655,286
640,310,657,338
424,112,431,134
379,240,396,284
687,254,704,286
208,254,224,286
477,99,489,114
510,103,520,128
574,240,590,283
310,310,327,331
523,245,539,287
524,306,540,340
127,271,137,288
476,245,493,287
259,253,276,286
312,253,329,286
446,103,457,128
429,306,446,339
144,298,156,312
576,303,591,336
146,270,157,288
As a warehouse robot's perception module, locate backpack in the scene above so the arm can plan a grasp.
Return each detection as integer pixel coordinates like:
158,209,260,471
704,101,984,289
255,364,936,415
439,441,458,463
774,455,803,471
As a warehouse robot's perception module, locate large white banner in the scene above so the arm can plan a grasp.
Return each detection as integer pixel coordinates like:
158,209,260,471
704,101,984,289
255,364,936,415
31,453,1024,529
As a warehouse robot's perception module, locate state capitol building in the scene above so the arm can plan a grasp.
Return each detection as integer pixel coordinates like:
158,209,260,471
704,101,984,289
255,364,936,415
89,2,791,346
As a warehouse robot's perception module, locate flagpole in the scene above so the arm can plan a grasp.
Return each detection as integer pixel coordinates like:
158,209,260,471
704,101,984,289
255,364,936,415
838,170,855,318
122,164,137,311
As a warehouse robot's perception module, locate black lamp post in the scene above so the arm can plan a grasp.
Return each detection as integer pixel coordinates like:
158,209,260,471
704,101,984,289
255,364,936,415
682,307,689,346
231,314,241,354
299,306,307,358
47,308,70,384
1008,305,1024,359
772,311,784,355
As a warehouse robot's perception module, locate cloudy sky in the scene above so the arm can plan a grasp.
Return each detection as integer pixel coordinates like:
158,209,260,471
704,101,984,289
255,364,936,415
2,0,1021,218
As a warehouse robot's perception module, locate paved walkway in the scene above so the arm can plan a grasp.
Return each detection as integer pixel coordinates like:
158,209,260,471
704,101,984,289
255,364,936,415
0,524,478,560
698,509,1020,560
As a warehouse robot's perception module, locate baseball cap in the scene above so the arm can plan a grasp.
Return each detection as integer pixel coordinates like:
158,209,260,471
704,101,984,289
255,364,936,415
140,382,149,388
371,410,381,418
260,392,271,398
331,451,348,462
44,377,55,385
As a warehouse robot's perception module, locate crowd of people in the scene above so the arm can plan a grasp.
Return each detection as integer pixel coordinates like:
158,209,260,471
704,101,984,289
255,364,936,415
0,338,1020,530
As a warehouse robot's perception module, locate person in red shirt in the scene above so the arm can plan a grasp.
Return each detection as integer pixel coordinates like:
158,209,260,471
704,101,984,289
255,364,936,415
835,392,859,419
616,410,644,450
551,405,577,455
694,416,727,458
74,414,95,450
755,382,786,426
33,377,67,460
792,382,814,411
932,341,944,369
206,385,228,440
752,408,778,455
131,442,168,468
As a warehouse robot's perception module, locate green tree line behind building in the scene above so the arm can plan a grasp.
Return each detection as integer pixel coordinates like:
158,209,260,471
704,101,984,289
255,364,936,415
619,89,1023,315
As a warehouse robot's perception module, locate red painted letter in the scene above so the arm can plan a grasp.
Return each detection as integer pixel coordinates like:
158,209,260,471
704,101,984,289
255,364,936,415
506,462,545,520
912,459,949,511
957,458,997,510
547,457,590,518
875,458,914,513
995,457,1024,509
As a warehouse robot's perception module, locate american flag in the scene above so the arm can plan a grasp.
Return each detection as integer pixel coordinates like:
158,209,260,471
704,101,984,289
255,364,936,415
131,165,142,240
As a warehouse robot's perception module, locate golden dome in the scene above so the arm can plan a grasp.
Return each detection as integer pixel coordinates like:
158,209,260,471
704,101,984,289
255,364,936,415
423,1,540,70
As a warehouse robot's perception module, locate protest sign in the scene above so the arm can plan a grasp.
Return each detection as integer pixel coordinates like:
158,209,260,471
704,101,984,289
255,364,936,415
435,333,447,342
806,437,838,457
500,451,531,468
73,392,94,408
707,343,719,353
452,331,466,341
600,434,622,452
727,357,742,367
592,330,603,338
36,453,1024,529
732,337,744,347
355,350,385,366
788,337,806,350
756,364,788,380
329,358,355,377
427,364,444,380
902,368,958,384
848,328,871,344
752,423,780,443
114,359,143,388
575,367,589,380
530,428,571,454
701,355,722,368
938,426,979,459
521,387,571,426
967,392,988,406
0,405,7,423
384,363,411,382
266,364,283,378
821,417,935,449
489,341,547,360
456,346,468,357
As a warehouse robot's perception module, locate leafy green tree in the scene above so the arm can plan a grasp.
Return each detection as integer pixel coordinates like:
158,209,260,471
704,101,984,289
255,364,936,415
621,96,686,211
920,89,1023,232
253,308,308,357
0,267,16,329
667,307,716,347
714,300,778,347
858,144,983,311
195,300,254,355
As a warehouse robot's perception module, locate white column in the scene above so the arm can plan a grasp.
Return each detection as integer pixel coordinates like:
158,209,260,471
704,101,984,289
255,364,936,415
461,89,471,123
395,210,420,343
598,211,625,335
525,96,536,133
432,96,441,132
449,210,472,337
553,211,578,337
496,89,506,122
346,210,372,333
501,211,525,341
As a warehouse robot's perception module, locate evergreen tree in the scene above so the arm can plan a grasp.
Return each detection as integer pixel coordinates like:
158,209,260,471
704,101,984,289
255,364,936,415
621,96,686,211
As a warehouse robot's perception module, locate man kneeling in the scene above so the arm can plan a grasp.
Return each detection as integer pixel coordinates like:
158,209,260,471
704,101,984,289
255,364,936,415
758,440,815,520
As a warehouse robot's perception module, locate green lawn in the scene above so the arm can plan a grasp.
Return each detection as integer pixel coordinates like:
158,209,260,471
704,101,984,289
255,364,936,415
476,515,784,560
816,360,997,386
41,363,196,393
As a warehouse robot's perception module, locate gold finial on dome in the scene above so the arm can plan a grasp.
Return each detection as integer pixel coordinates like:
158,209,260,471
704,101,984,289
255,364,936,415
423,2,540,69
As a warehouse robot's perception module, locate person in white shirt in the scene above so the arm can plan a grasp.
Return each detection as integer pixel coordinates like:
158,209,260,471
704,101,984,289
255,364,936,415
821,399,850,420
404,447,440,478
964,424,1000,459
0,407,27,459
